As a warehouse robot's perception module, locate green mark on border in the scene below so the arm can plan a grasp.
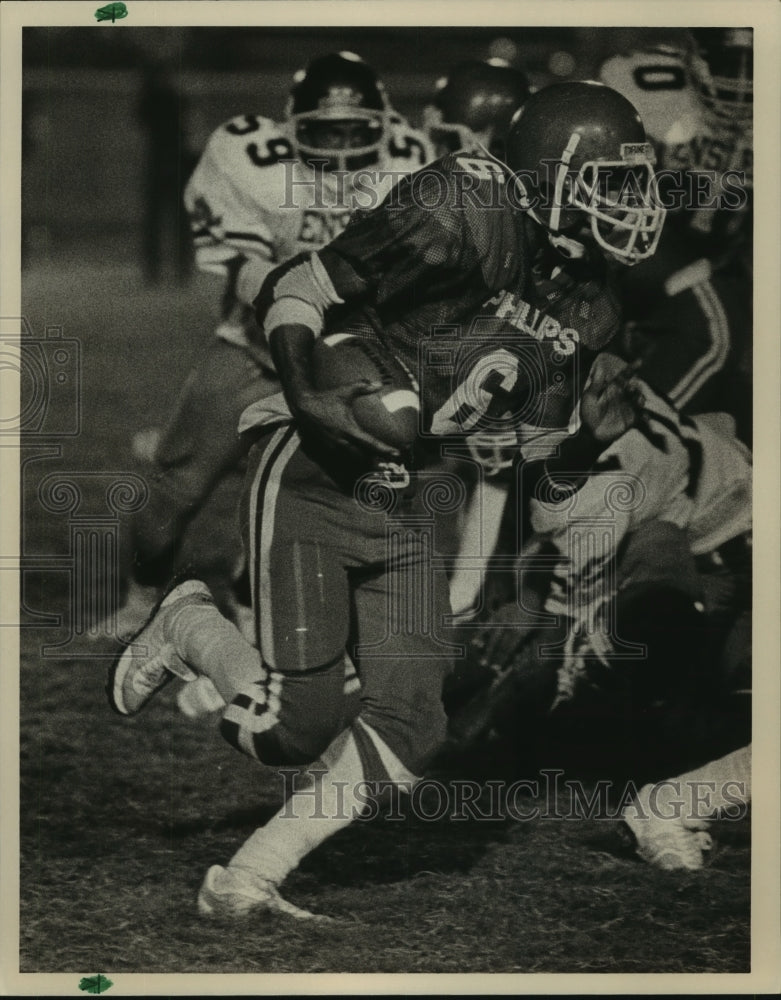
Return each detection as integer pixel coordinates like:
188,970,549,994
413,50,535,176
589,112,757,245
78,974,114,994
94,2,128,22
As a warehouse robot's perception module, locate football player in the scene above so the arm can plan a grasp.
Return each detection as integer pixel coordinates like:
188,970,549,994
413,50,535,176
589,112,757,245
599,28,752,246
108,81,666,920
423,58,531,159
599,29,752,437
528,371,751,710
116,52,433,639
450,357,752,770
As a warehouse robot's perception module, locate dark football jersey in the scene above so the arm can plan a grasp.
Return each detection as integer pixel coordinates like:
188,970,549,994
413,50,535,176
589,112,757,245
316,152,535,354
335,248,622,442
314,156,620,436
254,153,622,447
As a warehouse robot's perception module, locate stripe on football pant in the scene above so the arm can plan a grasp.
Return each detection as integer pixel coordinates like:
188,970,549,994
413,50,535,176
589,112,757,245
222,672,285,745
247,425,299,664
247,426,288,625
669,281,730,407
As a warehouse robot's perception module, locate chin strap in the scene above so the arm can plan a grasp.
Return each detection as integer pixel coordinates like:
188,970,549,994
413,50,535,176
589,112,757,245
547,231,586,259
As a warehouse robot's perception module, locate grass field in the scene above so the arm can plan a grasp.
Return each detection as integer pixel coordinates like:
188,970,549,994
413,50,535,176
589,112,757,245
17,261,751,977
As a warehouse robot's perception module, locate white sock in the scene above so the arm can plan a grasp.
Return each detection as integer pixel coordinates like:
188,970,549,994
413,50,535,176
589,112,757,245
227,727,367,885
168,602,263,703
677,744,752,822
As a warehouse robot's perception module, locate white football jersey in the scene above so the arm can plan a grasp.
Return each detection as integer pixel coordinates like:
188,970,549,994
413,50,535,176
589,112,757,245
599,47,753,183
530,385,751,707
184,113,434,317
531,385,752,558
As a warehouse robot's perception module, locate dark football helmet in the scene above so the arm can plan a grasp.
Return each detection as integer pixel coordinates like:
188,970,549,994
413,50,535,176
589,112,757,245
423,59,531,159
689,28,752,123
505,81,666,266
287,51,390,171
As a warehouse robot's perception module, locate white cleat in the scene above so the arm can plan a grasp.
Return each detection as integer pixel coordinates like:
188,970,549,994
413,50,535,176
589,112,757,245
622,783,713,872
107,579,214,716
197,865,332,923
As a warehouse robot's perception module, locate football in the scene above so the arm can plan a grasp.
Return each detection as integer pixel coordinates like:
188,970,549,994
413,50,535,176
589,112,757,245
311,333,420,451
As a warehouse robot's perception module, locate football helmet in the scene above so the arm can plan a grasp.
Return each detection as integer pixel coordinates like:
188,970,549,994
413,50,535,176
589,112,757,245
287,51,390,172
689,28,752,123
505,81,666,266
423,59,531,159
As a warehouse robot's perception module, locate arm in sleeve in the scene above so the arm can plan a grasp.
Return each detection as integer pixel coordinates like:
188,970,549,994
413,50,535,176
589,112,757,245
253,252,346,345
526,424,607,507
318,166,474,299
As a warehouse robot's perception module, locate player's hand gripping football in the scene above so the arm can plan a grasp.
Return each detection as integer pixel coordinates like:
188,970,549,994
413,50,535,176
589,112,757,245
270,323,403,461
580,353,645,444
292,381,402,461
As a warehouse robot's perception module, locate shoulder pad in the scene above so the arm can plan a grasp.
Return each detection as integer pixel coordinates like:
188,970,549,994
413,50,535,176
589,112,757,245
202,115,295,175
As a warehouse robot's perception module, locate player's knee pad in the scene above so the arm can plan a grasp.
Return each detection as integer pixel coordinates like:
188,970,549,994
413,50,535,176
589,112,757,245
219,659,347,767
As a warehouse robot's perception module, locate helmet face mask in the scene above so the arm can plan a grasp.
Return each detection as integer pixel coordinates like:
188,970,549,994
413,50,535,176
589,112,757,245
689,28,753,124
288,52,389,172
560,153,665,264
506,82,666,266
294,111,386,172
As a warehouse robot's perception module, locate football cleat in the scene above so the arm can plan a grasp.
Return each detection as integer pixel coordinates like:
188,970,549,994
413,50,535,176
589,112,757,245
621,783,713,871
197,865,332,923
107,579,214,716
